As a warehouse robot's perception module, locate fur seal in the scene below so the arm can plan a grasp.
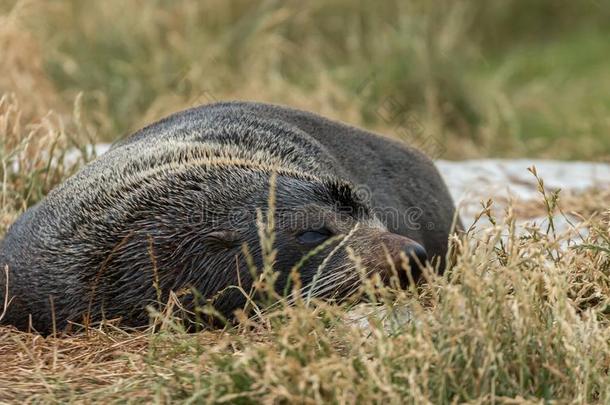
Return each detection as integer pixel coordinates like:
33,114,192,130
0,101,459,333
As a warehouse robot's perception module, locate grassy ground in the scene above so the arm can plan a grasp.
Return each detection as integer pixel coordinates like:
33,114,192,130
1,0,610,403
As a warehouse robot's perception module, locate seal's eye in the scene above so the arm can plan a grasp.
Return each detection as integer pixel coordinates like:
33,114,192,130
297,228,332,245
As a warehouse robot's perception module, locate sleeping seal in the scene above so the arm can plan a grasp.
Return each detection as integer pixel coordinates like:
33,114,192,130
0,101,459,333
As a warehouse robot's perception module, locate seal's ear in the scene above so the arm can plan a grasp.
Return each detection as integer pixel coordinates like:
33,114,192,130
204,230,240,248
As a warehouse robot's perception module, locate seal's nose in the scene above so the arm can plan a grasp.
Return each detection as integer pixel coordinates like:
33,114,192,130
403,243,428,266
369,231,429,287
378,232,428,268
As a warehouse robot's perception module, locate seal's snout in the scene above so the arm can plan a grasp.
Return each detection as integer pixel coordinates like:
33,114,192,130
392,236,427,288
371,232,428,287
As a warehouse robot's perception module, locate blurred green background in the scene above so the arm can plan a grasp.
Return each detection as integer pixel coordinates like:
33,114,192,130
1,0,609,160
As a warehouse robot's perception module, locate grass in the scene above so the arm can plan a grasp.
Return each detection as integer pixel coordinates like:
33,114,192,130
1,148,609,402
1,0,610,160
1,0,610,403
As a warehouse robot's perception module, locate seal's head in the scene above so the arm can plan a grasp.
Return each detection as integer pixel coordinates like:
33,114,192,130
128,162,428,319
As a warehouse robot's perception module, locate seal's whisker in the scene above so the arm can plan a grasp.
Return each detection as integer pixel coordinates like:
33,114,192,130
306,262,355,287
310,264,379,299
255,244,358,313
270,264,360,309
304,264,359,295
306,262,379,299
305,223,361,305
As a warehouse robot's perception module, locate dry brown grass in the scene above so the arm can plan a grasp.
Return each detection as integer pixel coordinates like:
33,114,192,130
3,0,610,159
489,187,610,223
1,92,609,402
0,2,64,120
1,1,610,403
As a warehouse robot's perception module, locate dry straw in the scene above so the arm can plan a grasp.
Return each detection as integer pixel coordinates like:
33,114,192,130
1,95,609,402
1,1,610,400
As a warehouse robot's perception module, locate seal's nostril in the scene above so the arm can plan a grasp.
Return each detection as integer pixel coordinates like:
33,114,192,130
403,243,428,266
